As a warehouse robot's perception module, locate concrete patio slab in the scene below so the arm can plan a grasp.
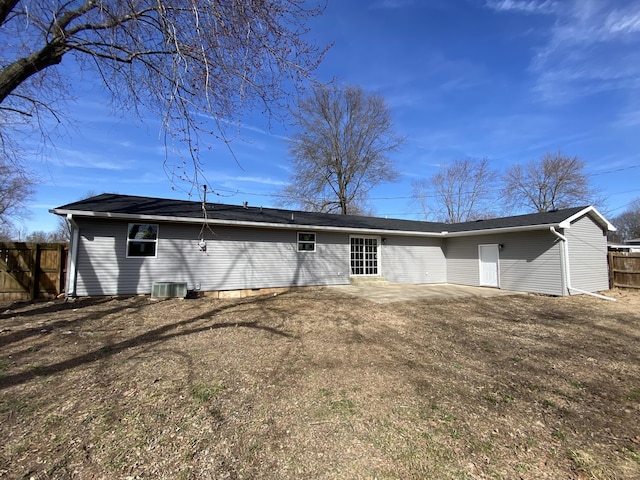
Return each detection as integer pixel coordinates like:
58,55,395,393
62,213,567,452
329,283,525,304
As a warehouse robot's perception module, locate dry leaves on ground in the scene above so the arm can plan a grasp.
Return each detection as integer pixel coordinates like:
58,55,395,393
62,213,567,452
1,288,639,479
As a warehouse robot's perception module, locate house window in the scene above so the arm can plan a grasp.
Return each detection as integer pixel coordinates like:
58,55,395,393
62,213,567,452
127,224,158,257
297,232,316,252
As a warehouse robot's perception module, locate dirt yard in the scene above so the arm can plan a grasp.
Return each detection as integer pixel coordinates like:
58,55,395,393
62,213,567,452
1,287,639,479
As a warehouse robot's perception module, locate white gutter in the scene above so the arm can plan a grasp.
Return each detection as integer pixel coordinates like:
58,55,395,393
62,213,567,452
50,209,449,238
446,223,559,237
50,209,569,239
549,227,615,301
66,214,80,298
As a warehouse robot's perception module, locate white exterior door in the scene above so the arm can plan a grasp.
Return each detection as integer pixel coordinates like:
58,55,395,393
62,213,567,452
350,236,380,276
479,244,500,287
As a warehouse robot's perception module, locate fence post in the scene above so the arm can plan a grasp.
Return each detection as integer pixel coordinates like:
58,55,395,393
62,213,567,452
57,244,65,296
608,252,614,289
30,243,41,300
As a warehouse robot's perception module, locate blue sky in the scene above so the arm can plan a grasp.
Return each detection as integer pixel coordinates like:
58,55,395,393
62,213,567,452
23,0,640,233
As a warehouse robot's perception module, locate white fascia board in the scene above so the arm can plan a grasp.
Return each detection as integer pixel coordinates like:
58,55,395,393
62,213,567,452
557,206,616,231
445,223,559,237
49,209,448,238
54,208,598,238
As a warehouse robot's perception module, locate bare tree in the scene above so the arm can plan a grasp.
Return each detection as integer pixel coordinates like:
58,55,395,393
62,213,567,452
51,190,98,242
52,216,72,242
502,151,597,213
0,223,15,241
0,0,328,187
280,84,402,215
412,157,498,223
0,156,36,229
25,230,59,243
609,198,640,243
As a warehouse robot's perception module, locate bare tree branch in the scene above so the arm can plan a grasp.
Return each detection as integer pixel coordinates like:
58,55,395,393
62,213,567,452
608,198,640,243
412,157,498,223
280,83,403,215
0,0,329,191
502,151,598,213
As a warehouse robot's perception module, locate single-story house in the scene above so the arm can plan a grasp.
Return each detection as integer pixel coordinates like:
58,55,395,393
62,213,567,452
51,193,616,298
624,238,640,253
608,243,640,253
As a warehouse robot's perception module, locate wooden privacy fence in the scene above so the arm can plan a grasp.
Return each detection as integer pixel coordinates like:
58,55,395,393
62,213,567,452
608,252,640,289
0,243,68,301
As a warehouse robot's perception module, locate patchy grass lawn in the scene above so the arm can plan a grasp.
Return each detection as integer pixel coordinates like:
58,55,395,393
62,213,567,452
1,288,639,479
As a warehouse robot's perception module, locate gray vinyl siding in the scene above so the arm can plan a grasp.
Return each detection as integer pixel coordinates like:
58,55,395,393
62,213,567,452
565,215,609,292
382,236,446,284
445,230,564,296
498,231,564,295
70,214,608,297
445,236,480,286
73,219,349,296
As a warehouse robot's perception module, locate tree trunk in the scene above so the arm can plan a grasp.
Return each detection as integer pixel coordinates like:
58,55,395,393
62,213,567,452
0,0,20,27
0,42,67,104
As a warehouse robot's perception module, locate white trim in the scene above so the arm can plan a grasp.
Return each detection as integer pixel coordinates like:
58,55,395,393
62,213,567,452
66,214,79,298
126,223,159,258
446,223,558,237
50,209,448,238
549,227,615,301
558,206,616,231
297,231,316,252
349,235,381,277
50,205,616,239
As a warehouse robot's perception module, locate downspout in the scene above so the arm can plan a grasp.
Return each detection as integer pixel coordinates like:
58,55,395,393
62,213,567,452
549,227,615,301
66,214,80,298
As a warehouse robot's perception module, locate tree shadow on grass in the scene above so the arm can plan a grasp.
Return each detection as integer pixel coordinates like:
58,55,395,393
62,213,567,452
0,296,117,320
0,297,145,349
0,295,295,391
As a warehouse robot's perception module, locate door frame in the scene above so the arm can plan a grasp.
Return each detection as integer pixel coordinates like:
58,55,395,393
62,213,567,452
478,243,500,288
349,235,381,277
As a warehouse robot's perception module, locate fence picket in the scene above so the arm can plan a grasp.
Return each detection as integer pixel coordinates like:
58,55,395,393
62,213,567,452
0,243,68,301
608,252,640,289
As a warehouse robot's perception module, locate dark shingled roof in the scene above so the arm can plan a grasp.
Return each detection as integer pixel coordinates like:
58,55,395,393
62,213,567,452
445,207,589,233
52,193,593,234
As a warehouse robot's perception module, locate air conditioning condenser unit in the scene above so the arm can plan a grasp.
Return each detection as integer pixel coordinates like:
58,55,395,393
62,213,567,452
151,282,187,299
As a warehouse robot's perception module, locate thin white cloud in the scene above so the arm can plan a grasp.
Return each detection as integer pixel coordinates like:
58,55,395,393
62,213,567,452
605,7,640,34
239,123,290,142
45,148,133,171
370,0,416,9
219,175,287,187
526,0,640,103
120,171,169,185
614,109,640,127
485,0,558,14
196,113,291,142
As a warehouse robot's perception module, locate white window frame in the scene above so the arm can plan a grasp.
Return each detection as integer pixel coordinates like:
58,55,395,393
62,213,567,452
297,232,316,252
349,235,381,276
126,223,159,258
